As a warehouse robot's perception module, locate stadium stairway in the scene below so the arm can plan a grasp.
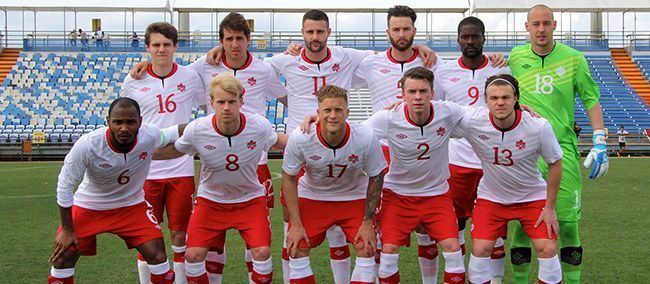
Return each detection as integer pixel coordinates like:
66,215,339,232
0,48,21,85
611,48,650,104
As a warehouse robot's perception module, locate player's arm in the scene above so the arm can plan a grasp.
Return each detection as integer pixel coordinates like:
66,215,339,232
354,171,384,255
413,44,437,67
128,61,151,80
271,133,289,150
205,45,224,65
537,159,561,239
487,53,508,68
153,124,187,160
281,170,309,257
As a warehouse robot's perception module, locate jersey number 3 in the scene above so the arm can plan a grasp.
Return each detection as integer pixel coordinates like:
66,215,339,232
492,147,514,166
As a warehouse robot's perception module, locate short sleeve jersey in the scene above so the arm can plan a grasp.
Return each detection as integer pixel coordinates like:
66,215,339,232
121,63,206,179
174,113,278,203
509,42,600,152
282,122,386,201
435,56,510,169
266,46,372,133
617,129,628,143
363,101,466,197
189,52,286,115
56,124,166,210
456,108,563,204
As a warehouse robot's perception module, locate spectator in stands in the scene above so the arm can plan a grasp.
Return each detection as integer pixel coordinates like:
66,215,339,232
68,30,78,47
131,32,140,50
94,28,104,48
79,29,88,50
617,125,629,157
573,122,582,138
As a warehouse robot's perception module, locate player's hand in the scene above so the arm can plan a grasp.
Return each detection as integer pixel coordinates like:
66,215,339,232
50,228,77,262
206,45,224,66
354,220,377,256
300,114,319,133
285,43,303,56
414,45,437,67
129,61,150,80
519,104,541,118
488,53,508,68
384,100,403,111
535,206,559,239
583,129,609,179
286,224,310,258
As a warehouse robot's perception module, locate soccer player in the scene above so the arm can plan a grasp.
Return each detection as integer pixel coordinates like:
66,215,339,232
361,67,466,284
154,73,288,283
433,16,510,283
457,74,563,284
507,5,608,283
616,125,628,157
120,22,206,284
48,98,182,284
282,85,386,283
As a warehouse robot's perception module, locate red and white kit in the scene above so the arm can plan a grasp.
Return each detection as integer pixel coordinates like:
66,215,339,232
266,46,372,134
282,122,386,246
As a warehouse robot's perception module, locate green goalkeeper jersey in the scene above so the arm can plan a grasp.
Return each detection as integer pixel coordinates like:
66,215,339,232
509,42,600,156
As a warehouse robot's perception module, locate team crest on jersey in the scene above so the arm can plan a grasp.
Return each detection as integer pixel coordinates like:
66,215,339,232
298,65,309,71
437,127,446,137
309,155,322,161
450,77,460,83
247,77,257,87
380,68,391,74
99,163,112,169
479,134,490,141
515,139,526,150
139,87,151,92
177,83,186,92
139,152,148,160
332,63,341,72
395,133,408,139
348,154,359,164
211,72,219,77
522,64,531,69
247,140,257,150
204,144,216,150
555,66,566,76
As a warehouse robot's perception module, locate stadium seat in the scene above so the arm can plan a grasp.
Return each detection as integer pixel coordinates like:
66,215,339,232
71,133,81,143
60,133,71,142
49,133,60,142
0,134,7,142
8,134,18,142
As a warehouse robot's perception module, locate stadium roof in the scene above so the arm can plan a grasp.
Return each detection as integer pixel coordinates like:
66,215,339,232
0,0,171,12
171,0,470,13
471,0,650,13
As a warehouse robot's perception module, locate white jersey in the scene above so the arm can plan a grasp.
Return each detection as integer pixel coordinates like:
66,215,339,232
282,122,386,201
189,52,286,165
56,124,170,210
354,48,442,113
266,46,372,133
617,130,628,143
364,101,465,197
121,63,207,179
435,56,510,169
455,108,563,204
175,113,278,204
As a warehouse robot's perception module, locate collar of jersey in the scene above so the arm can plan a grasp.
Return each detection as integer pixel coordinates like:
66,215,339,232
146,62,178,79
301,47,332,64
212,113,246,137
222,51,253,71
386,48,419,64
529,41,557,58
489,109,523,132
316,122,351,149
457,55,488,70
404,103,435,127
105,128,138,154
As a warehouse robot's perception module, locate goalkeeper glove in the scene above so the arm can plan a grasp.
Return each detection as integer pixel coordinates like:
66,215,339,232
583,129,609,179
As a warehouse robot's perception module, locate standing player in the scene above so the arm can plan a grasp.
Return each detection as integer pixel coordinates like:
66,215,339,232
282,85,386,284
457,75,563,284
120,22,206,284
507,4,608,284
153,74,287,284
48,98,181,284
434,16,510,283
616,125,628,157
363,67,466,284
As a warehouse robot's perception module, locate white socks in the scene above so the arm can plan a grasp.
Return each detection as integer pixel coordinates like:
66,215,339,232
538,255,562,283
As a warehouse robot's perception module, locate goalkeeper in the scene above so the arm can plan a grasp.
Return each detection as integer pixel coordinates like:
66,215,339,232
507,4,608,284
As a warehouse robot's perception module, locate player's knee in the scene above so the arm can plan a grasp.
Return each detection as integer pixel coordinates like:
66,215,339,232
381,244,399,254
560,246,583,266
471,243,493,258
534,241,557,259
439,239,460,253
185,249,208,263
170,230,186,245
510,247,532,265
353,242,373,258
51,252,78,269
250,246,271,261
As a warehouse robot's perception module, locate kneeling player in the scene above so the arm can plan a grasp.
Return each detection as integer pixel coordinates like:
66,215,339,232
454,75,563,284
48,98,184,284
154,74,287,283
282,85,386,283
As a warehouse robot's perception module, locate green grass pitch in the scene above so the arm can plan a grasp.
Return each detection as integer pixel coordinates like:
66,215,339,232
0,158,648,283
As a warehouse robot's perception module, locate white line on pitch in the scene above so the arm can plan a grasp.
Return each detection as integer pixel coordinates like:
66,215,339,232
0,194,53,199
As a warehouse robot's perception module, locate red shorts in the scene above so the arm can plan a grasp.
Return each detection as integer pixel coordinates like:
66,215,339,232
186,197,271,250
257,164,275,209
379,189,458,246
471,199,556,241
280,167,305,207
292,198,366,248
56,202,163,256
448,164,483,219
143,176,195,231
